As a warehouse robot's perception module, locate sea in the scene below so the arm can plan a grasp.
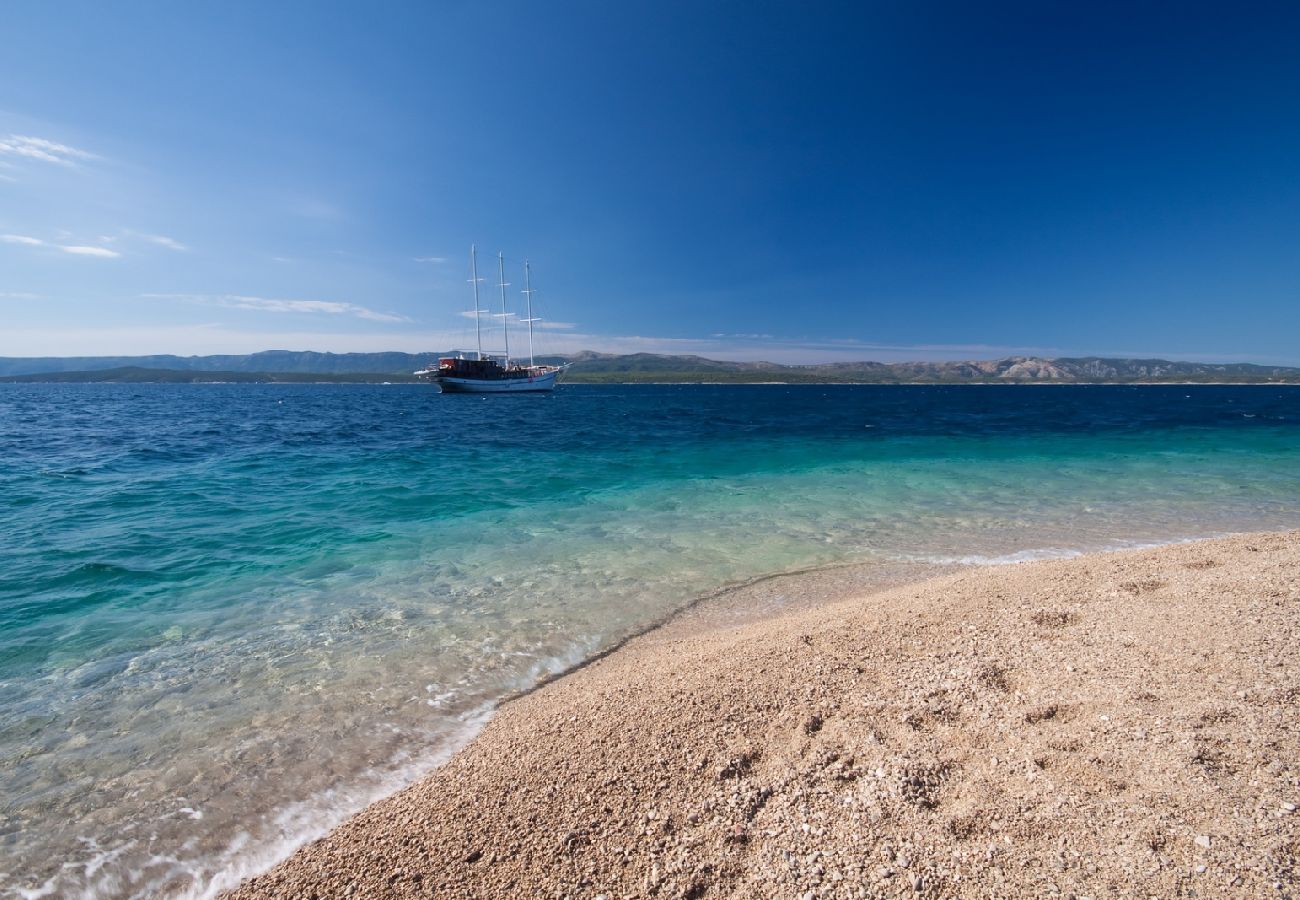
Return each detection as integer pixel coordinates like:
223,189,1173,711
2,382,1298,898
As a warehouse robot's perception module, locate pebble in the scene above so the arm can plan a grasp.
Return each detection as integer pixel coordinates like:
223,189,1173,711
1281,802,1296,813
1194,835,1212,849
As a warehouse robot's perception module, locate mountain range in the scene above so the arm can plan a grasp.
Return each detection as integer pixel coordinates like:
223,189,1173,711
0,351,1297,383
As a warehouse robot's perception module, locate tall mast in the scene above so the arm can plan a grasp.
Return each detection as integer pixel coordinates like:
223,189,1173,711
470,245,483,360
497,251,510,364
522,260,536,368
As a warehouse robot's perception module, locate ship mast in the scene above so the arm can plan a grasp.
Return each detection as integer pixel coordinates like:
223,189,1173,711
470,245,483,360
497,251,511,365
522,260,537,368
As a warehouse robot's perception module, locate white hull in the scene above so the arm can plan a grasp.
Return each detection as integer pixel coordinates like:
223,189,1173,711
435,369,560,393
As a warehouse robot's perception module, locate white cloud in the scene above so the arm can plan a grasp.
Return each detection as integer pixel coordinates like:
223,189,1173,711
61,245,121,258
0,134,96,167
144,293,410,324
0,324,451,356
461,315,576,329
483,332,1073,364
3,234,122,258
224,295,407,322
133,232,189,252
145,234,188,252
85,230,192,252
413,256,447,264
0,291,40,300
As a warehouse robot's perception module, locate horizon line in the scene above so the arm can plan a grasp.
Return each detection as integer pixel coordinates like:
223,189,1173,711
0,348,1297,370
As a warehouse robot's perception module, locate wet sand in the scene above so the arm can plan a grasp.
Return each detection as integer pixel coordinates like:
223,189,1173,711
228,531,1299,898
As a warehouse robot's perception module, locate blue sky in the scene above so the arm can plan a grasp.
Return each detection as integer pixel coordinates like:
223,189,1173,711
2,1,1298,363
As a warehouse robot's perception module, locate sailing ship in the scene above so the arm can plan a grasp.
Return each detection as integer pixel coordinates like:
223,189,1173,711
415,246,567,393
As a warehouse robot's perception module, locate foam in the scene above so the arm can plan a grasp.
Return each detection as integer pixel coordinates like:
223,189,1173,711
13,638,608,899
175,711,493,900
23,706,494,900
892,532,1235,567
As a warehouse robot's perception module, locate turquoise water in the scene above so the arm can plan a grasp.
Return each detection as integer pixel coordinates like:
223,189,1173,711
1,383,1298,897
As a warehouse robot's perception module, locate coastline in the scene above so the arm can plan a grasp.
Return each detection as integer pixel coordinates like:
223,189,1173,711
227,531,1299,898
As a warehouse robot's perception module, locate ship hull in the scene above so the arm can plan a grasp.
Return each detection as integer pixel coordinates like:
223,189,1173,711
434,369,561,393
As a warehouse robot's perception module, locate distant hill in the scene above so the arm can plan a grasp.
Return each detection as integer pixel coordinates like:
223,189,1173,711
0,367,422,384
1,351,1297,384
0,351,432,377
560,352,1300,383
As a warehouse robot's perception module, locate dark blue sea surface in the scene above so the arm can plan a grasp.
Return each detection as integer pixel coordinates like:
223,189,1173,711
1,383,1298,897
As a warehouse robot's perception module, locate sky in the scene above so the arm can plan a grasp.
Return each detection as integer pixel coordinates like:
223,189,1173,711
2,0,1299,364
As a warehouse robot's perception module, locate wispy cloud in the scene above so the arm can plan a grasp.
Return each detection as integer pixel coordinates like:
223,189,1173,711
413,256,447,264
461,331,1075,364
2,234,120,258
1,234,44,246
2,233,122,258
0,291,40,300
100,230,191,252
456,308,576,329
0,134,96,167
138,233,189,252
144,293,410,324
223,296,407,322
61,245,121,258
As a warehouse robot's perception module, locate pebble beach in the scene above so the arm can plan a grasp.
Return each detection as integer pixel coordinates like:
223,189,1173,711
228,530,1299,898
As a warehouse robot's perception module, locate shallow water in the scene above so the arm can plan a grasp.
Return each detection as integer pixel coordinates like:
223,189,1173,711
1,383,1298,897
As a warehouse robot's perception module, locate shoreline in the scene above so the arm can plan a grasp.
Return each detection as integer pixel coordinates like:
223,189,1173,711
227,530,1299,898
502,556,969,705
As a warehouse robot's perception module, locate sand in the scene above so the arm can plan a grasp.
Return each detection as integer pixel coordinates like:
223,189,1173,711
227,532,1299,898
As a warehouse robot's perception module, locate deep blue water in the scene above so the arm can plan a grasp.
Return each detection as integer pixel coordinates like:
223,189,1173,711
1,383,1298,897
